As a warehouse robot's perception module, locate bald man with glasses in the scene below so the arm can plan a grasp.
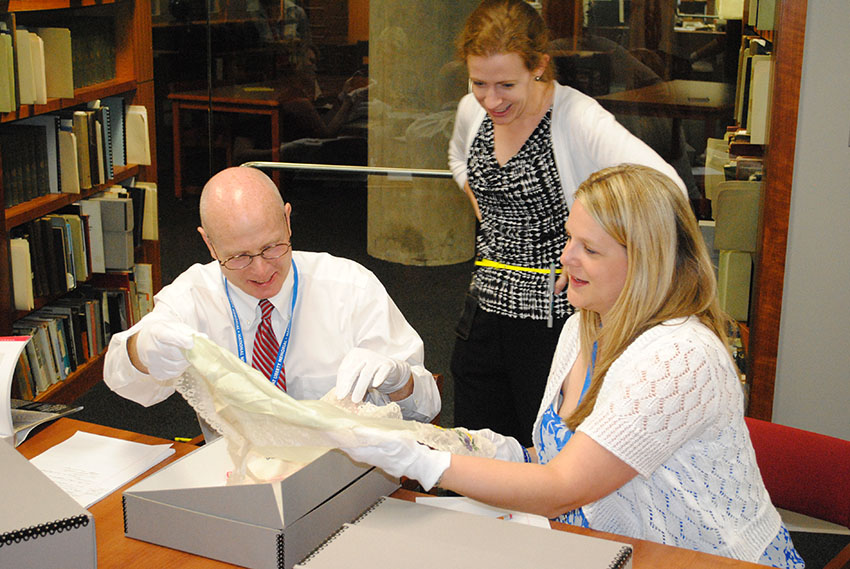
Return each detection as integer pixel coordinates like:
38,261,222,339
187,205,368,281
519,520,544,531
104,167,440,423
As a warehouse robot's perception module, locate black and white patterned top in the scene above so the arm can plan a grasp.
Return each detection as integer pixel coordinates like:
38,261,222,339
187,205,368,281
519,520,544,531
467,109,572,321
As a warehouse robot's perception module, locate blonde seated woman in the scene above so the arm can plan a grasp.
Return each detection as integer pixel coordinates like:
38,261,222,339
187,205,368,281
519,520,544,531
342,164,805,568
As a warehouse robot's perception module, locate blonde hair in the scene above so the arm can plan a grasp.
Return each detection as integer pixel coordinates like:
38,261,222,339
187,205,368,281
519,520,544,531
566,164,731,430
457,0,554,81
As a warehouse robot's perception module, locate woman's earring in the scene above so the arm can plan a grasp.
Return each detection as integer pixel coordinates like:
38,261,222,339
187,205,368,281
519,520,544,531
534,75,541,82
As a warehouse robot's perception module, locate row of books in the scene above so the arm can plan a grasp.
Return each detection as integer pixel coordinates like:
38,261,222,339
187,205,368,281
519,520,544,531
0,19,116,113
10,264,153,399
0,24,73,111
0,95,150,208
9,182,158,311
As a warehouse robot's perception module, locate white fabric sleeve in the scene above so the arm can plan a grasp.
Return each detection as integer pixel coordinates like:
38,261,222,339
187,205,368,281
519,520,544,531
548,88,688,208
571,99,688,198
103,313,182,407
447,94,482,191
577,334,722,477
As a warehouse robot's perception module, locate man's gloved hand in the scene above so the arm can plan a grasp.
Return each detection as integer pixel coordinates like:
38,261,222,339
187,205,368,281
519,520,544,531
134,321,199,380
471,428,528,462
341,431,451,492
335,347,412,402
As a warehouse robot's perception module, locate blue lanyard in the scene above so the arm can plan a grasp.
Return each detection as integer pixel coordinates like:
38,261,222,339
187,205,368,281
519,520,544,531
224,260,299,386
579,341,598,402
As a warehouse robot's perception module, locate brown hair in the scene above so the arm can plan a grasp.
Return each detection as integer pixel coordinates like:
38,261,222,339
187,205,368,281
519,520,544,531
457,0,554,81
566,164,731,430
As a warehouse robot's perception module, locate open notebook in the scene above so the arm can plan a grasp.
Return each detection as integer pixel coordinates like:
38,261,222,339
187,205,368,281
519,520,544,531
296,497,633,569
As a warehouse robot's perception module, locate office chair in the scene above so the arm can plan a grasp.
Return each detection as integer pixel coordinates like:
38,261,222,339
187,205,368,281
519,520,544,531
745,417,850,568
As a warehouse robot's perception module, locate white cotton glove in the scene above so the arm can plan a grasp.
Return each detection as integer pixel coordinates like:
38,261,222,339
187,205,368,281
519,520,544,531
341,432,451,492
335,347,412,403
134,321,199,380
471,428,528,462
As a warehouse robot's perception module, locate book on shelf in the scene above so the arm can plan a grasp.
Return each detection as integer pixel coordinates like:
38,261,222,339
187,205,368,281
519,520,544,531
53,295,99,359
17,114,62,194
47,213,89,284
52,297,95,362
33,217,67,296
58,121,81,194
0,24,15,113
132,180,159,241
134,263,154,317
29,315,70,382
35,27,74,99
0,122,50,207
16,315,68,383
126,104,151,165
72,110,93,190
24,220,50,298
123,183,146,247
84,109,100,187
101,95,126,167
10,237,34,311
35,305,80,373
22,335,50,395
29,30,47,105
12,319,59,389
94,192,134,271
92,103,114,180
13,27,36,105
36,305,83,372
77,198,106,273
69,18,115,89
45,215,77,291
12,350,35,401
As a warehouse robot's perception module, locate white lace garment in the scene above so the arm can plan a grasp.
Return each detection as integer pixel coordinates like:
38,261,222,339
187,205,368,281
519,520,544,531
176,336,495,483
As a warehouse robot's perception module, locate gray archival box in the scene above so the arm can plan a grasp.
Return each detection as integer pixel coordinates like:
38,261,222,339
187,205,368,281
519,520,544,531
122,436,399,569
0,440,97,569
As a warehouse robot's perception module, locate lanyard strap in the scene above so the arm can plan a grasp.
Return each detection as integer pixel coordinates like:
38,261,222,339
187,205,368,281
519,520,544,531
224,260,299,385
580,341,598,402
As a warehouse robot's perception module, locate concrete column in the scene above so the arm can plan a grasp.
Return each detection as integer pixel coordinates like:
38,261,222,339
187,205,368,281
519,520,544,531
366,0,478,265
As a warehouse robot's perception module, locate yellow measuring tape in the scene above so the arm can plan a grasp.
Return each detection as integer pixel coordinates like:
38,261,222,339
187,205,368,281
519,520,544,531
474,258,562,274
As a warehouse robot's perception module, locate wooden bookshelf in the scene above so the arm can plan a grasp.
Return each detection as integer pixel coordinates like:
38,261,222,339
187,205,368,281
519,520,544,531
745,0,807,421
0,0,159,403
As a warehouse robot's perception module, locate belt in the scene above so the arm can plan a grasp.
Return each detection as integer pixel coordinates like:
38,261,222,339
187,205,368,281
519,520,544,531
474,258,563,328
474,258,562,274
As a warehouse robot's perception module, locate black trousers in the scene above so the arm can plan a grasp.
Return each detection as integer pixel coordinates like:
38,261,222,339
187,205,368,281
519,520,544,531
451,306,566,448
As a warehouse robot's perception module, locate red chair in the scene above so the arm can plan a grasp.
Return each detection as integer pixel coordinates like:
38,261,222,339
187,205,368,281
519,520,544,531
745,417,850,568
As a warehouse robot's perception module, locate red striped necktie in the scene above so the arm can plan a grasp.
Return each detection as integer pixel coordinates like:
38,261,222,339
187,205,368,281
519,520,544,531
252,298,286,391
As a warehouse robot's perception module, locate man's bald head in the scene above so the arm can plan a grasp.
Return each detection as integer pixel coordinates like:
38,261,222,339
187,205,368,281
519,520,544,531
199,167,287,243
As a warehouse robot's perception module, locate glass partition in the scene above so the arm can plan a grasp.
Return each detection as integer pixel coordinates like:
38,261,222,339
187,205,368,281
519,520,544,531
152,0,761,380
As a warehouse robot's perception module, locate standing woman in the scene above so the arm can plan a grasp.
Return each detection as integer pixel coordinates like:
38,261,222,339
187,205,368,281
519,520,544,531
448,0,685,446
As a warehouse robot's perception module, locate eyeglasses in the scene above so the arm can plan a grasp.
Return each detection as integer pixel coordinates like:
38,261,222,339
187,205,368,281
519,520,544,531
216,242,291,270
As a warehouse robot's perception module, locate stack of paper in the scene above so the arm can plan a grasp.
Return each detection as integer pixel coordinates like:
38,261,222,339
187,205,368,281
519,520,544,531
29,430,175,508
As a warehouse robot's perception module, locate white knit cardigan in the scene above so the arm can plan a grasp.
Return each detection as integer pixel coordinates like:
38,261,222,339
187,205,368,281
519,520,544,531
533,314,781,562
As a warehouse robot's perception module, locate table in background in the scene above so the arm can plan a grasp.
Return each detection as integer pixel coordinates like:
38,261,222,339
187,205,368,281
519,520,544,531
168,82,298,198
596,78,735,145
17,419,765,569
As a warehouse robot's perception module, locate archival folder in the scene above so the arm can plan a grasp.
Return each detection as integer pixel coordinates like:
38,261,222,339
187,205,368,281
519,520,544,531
297,496,633,569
